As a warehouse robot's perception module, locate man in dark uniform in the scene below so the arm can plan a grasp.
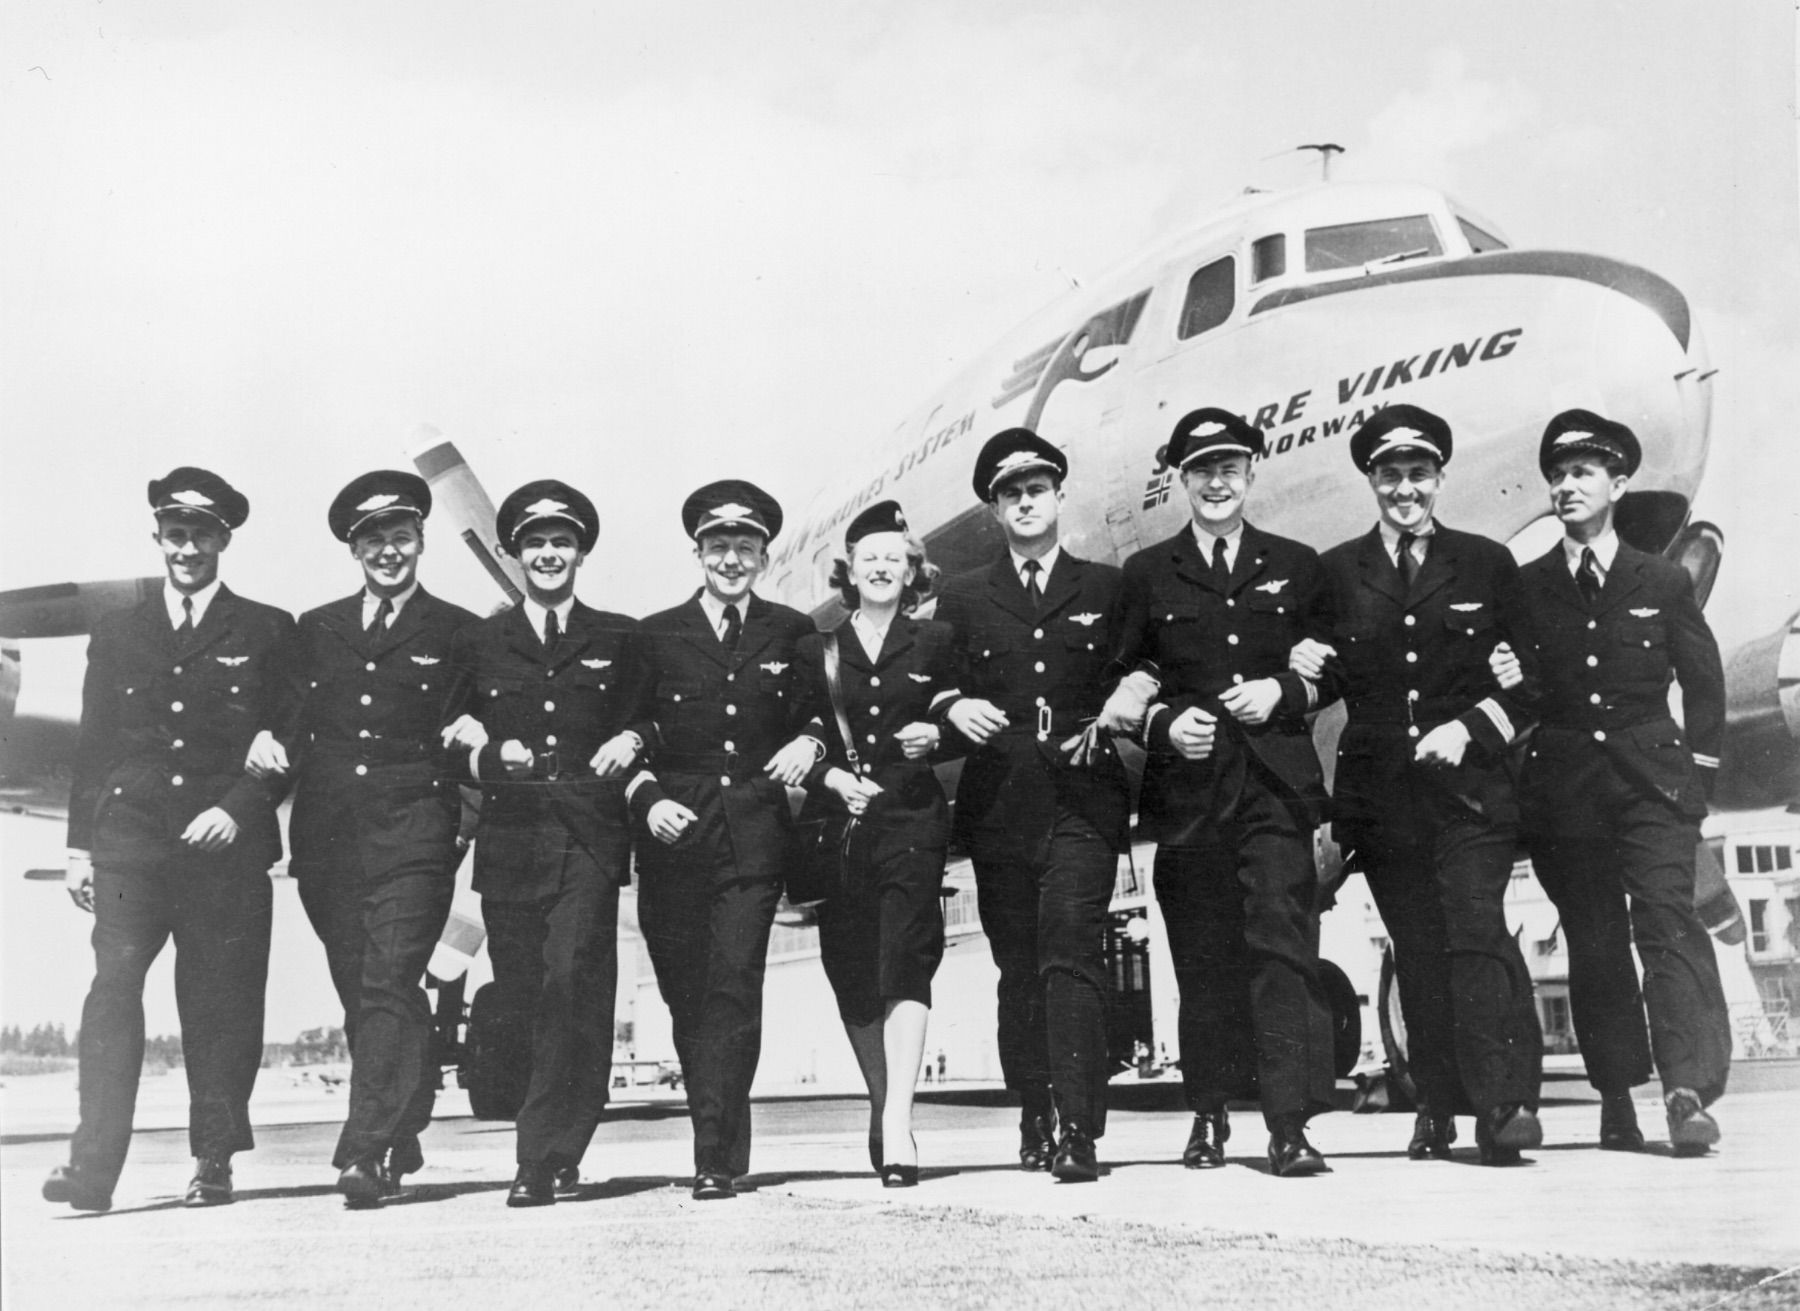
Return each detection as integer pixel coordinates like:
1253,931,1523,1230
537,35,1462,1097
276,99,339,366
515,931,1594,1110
255,471,477,1206
1292,405,1544,1165
1515,410,1730,1154
934,429,1129,1183
1099,409,1337,1177
624,480,821,1200
44,469,297,1213
439,481,652,1206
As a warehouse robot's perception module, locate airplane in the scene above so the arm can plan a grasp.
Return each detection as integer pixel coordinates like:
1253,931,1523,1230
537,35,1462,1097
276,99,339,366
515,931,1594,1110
5,170,1797,1104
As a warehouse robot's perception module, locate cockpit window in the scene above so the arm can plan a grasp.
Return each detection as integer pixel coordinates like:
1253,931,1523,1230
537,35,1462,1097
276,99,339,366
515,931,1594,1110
1251,234,1286,283
1178,256,1235,340
1457,218,1507,253
1304,215,1443,272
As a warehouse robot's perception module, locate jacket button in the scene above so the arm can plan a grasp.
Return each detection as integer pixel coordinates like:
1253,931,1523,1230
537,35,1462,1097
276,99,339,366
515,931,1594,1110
355,764,368,776
173,665,183,676
1227,635,1239,645
361,694,372,706
1035,696,1047,707
726,704,737,716
1405,652,1417,663
866,734,877,744
1586,655,1598,667
171,701,184,712
1034,629,1044,640
114,787,123,795
721,776,732,786
1590,693,1601,705
543,700,556,712
726,673,734,682
1407,727,1419,738
172,739,184,749
870,676,880,687
359,730,371,738
1226,599,1235,608
1404,615,1415,627
869,706,880,716
230,686,239,694
1233,673,1244,684
366,662,377,672
546,734,557,746
1588,620,1597,630
723,740,735,752
171,775,184,786
1034,661,1045,672
1594,730,1607,742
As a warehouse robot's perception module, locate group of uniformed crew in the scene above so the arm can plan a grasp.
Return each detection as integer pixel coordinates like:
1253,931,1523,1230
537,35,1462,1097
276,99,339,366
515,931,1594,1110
41,397,1730,1214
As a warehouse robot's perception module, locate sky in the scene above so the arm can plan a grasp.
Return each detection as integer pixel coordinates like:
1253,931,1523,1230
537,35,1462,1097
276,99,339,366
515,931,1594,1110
1,0,1797,1030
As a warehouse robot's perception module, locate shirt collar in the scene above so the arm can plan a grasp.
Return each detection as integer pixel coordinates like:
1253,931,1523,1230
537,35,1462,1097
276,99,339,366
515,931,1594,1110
1378,518,1436,555
1191,520,1244,551
362,582,419,626
522,595,575,641
698,589,748,631
164,579,222,629
1009,543,1062,585
1564,530,1619,574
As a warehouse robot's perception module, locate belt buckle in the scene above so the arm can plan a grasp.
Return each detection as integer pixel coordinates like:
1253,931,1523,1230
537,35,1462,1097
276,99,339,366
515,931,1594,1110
1037,705,1052,741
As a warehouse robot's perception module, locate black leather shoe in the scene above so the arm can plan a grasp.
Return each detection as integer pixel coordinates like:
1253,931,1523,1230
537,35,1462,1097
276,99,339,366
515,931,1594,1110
43,1164,112,1212
1266,1118,1328,1177
879,1162,919,1188
692,1171,736,1200
1182,1110,1229,1169
1476,1104,1542,1165
1665,1088,1721,1157
1019,1113,1057,1172
338,1156,398,1210
1406,1112,1457,1161
552,1166,581,1198
1599,1092,1645,1151
506,1163,556,1208
184,1157,234,1207
1050,1120,1099,1182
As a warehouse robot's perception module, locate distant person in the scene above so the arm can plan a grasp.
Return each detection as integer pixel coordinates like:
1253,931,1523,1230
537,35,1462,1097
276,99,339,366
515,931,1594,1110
1509,411,1730,1154
625,481,821,1200
44,469,298,1213
247,472,477,1207
796,503,951,1188
1291,405,1544,1165
1100,408,1337,1178
439,481,652,1206
935,429,1130,1183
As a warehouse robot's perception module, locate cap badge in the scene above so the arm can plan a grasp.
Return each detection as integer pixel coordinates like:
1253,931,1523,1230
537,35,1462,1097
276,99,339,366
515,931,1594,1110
1553,430,1596,446
356,493,402,512
170,489,215,507
711,502,754,520
1190,421,1227,439
994,451,1043,475
524,498,569,516
1069,612,1102,627
893,510,908,530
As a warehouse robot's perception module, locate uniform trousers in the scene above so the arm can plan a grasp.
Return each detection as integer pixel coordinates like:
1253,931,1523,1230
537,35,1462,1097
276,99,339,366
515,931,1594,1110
481,832,624,1168
971,808,1115,1133
72,853,272,1187
637,865,782,1176
1528,761,1730,1104
817,836,946,1027
1152,779,1337,1126
293,796,456,1172
1354,813,1542,1117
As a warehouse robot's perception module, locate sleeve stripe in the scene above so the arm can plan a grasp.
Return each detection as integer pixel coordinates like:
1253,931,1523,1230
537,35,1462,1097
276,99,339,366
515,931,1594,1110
1692,753,1720,768
1475,697,1515,744
624,770,656,801
929,689,962,712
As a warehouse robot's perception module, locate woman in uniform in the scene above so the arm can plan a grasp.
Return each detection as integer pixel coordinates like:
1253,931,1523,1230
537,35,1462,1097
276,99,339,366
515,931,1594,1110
796,500,956,1188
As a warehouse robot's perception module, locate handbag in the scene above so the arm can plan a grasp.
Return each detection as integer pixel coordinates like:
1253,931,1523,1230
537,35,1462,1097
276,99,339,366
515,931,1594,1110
786,632,863,908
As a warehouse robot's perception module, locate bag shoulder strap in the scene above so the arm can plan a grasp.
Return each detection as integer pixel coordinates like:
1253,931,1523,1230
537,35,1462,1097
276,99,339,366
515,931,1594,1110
824,632,860,771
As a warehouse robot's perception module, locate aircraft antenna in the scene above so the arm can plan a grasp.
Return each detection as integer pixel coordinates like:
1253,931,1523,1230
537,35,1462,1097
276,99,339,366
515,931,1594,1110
1296,143,1346,181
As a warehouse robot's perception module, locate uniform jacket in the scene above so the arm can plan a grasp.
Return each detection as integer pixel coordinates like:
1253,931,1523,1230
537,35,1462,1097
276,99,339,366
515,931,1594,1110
627,591,817,884
1113,523,1331,841
440,600,652,899
284,587,479,881
1314,524,1539,842
68,585,298,870
1516,540,1724,830
794,616,957,860
935,551,1130,856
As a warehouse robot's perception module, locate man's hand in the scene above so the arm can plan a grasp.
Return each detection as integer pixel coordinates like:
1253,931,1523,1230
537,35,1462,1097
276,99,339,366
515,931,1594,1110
1219,677,1283,726
1060,721,1104,767
498,740,535,778
946,699,1009,746
1415,720,1472,768
764,737,819,787
1288,638,1336,682
441,714,490,753
647,799,698,845
1168,706,1218,761
589,732,640,778
1489,641,1523,691
893,723,939,760
1097,671,1160,734
824,767,884,815
180,807,241,852
243,730,290,779
65,849,95,913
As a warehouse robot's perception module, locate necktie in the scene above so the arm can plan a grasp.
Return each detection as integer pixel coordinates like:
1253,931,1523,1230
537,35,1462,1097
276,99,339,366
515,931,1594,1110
543,607,561,648
1211,536,1230,588
720,603,741,651
1023,559,1044,613
176,597,194,638
1397,532,1420,590
368,596,393,633
1578,547,1603,607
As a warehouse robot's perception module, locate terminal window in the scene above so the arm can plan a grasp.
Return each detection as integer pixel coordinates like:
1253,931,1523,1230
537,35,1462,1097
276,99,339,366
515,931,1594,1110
1736,844,1794,873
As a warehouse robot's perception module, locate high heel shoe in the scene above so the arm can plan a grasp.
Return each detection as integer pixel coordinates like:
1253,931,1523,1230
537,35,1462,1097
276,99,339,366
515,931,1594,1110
869,1130,883,1174
879,1133,918,1188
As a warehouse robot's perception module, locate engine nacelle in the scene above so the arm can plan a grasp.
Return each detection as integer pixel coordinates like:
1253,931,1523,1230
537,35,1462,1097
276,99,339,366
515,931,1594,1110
1714,609,1800,812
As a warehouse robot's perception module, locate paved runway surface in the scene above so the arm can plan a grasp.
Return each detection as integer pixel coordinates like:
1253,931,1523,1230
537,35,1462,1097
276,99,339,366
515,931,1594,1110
5,1072,1798,1309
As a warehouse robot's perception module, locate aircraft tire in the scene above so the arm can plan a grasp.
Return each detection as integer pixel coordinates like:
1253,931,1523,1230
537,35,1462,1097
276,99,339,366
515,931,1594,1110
462,983,530,1122
1376,946,1419,1111
1318,957,1362,1080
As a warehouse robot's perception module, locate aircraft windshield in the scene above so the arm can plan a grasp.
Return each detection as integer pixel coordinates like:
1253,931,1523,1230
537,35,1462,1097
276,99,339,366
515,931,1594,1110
1304,215,1443,272
1457,217,1508,252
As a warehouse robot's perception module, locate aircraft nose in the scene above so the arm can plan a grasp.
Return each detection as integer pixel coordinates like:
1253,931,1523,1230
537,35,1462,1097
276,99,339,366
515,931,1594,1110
1588,281,1712,506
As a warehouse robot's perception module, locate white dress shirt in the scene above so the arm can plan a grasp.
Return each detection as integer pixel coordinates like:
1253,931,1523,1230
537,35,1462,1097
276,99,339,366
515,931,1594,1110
1377,518,1436,570
164,579,222,629
521,595,575,643
1191,521,1245,570
1562,530,1620,584
361,581,419,630
698,590,746,640
1009,543,1063,591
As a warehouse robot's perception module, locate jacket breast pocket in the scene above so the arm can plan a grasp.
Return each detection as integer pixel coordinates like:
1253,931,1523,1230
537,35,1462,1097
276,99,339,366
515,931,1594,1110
1446,611,1497,639
1619,622,1667,652
1244,591,1294,619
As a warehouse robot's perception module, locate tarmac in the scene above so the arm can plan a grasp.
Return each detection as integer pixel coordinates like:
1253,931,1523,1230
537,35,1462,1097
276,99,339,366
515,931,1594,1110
3,1064,1798,1310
